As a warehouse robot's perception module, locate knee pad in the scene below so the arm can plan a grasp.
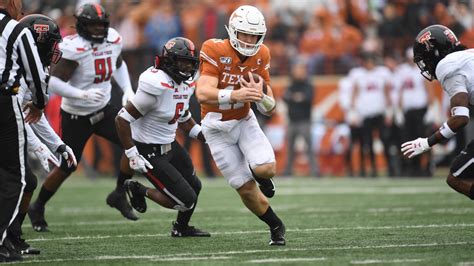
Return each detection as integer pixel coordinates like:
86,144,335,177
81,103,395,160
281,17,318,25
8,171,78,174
191,175,202,194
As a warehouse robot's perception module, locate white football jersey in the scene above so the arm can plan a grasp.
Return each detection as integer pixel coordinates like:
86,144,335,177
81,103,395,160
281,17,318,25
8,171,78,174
130,67,195,144
394,63,428,111
18,77,63,152
436,49,474,105
58,28,123,115
354,66,391,118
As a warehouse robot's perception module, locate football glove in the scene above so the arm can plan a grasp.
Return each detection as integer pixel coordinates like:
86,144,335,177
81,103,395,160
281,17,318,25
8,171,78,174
56,144,77,168
34,143,60,172
125,146,153,173
81,88,107,104
401,137,430,158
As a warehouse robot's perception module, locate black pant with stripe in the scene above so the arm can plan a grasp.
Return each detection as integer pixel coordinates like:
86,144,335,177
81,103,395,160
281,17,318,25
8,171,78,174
0,95,26,244
135,141,201,210
59,104,121,173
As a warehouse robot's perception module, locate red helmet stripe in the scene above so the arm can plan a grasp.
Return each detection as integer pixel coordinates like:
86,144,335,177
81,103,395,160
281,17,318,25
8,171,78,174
93,3,103,18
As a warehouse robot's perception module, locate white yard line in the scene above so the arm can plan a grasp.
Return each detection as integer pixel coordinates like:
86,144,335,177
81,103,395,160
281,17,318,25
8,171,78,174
248,257,327,263
28,223,474,242
351,259,423,264
13,242,470,264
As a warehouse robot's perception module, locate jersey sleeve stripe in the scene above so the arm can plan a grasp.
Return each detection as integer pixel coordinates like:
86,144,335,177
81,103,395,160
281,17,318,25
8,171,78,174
200,52,218,67
264,63,270,70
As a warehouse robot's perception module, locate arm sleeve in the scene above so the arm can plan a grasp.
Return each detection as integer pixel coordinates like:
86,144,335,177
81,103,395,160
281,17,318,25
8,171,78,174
29,113,64,152
18,30,48,109
112,60,132,92
49,76,84,99
130,89,157,116
25,124,43,152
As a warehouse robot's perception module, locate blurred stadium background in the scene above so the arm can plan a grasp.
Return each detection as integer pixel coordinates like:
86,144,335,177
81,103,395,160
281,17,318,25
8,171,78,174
16,0,474,264
24,0,474,179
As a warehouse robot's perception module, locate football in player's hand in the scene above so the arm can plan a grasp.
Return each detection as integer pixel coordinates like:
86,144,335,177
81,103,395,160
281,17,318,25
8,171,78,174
242,72,267,94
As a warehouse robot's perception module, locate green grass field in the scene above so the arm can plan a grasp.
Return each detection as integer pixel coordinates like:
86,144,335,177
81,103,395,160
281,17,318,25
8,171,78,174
15,176,474,265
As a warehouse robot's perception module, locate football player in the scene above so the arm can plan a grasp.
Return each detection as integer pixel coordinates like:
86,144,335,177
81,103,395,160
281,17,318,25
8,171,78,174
401,25,474,198
196,5,285,245
5,14,77,255
28,3,137,232
349,52,393,177
116,37,210,237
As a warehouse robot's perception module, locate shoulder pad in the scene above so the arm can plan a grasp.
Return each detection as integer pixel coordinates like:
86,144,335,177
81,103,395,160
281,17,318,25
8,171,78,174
138,67,174,95
436,52,461,83
106,27,122,45
60,34,89,61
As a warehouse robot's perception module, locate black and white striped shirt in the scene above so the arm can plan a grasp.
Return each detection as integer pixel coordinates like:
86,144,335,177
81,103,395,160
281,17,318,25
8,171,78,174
0,10,48,108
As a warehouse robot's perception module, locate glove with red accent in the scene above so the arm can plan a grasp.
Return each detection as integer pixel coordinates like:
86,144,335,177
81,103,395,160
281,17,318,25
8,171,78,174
401,137,430,158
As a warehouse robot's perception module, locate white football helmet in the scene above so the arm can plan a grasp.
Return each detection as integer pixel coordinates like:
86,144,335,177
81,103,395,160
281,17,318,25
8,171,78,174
225,5,266,57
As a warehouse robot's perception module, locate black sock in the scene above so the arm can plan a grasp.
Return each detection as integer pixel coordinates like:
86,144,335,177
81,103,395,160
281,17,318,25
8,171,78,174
35,186,55,206
116,171,133,192
176,200,197,226
258,206,282,229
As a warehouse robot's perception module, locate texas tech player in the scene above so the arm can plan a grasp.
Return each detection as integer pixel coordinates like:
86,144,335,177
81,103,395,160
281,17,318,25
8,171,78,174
116,37,209,237
401,25,474,199
28,3,137,232
196,5,285,245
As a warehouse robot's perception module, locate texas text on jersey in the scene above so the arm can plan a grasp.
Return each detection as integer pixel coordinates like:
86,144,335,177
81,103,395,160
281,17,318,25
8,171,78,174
59,27,122,115
199,38,271,121
131,67,196,144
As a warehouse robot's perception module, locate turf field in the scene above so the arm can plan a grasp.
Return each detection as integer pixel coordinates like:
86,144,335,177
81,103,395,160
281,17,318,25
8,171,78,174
16,176,474,265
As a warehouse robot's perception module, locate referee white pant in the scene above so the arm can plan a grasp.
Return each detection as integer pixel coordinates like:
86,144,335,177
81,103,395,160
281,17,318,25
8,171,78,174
0,95,26,245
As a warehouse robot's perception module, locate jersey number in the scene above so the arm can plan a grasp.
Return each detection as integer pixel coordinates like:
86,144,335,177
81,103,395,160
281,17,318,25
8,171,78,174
168,102,184,124
94,57,113,83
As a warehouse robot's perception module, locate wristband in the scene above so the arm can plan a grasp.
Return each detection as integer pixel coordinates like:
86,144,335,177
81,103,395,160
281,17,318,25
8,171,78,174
189,124,202,139
125,146,139,159
118,108,136,123
439,122,456,139
256,94,276,112
451,106,470,118
218,90,232,104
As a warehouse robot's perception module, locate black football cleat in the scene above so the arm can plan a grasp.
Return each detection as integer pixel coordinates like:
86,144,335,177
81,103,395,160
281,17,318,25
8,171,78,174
254,177,275,198
123,180,147,213
27,203,49,232
0,238,22,262
171,221,211,237
269,223,286,246
106,189,139,220
7,236,40,255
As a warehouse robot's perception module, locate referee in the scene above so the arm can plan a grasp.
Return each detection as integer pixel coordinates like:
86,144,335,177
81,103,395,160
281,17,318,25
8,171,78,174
0,0,48,262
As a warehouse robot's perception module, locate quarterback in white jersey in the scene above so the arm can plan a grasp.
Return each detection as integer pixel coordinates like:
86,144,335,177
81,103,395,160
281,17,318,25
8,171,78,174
28,4,138,234
401,25,474,199
116,37,209,237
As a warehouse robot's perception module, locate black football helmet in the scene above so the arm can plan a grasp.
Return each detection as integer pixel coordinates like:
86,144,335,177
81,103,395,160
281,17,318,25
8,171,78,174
156,37,199,83
20,14,62,66
413,24,464,81
75,3,109,43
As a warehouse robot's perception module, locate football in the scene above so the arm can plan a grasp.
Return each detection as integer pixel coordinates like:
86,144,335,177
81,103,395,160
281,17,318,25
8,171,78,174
242,72,267,94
